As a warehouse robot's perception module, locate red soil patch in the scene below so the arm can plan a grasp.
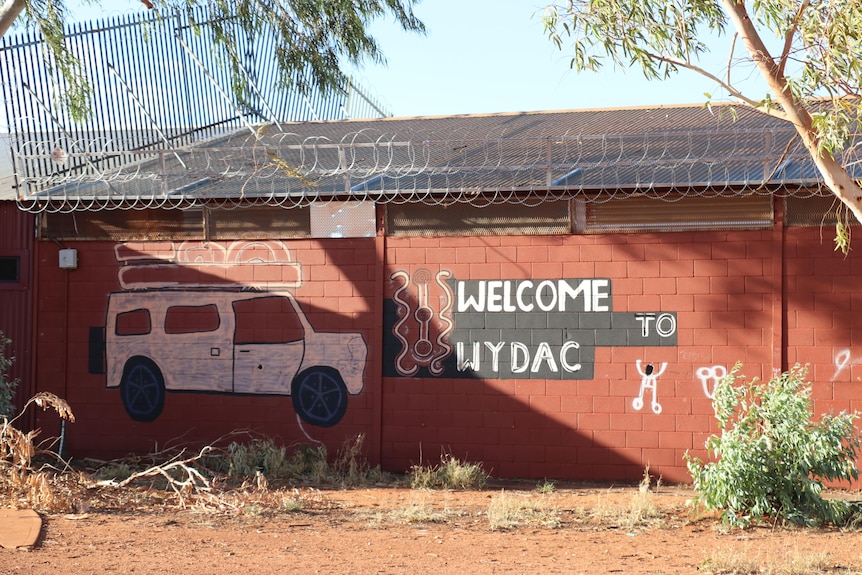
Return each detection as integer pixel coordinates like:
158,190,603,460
2,483,861,574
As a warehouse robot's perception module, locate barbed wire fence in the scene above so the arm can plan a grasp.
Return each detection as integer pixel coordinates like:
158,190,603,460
9,122,849,213
3,9,859,214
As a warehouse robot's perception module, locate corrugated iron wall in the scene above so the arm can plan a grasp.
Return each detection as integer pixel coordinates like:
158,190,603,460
0,202,35,411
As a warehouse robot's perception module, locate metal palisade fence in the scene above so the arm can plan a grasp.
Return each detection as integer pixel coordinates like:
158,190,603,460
0,6,390,199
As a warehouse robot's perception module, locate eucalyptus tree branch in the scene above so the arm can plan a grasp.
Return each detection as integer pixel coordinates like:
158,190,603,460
726,32,737,88
0,0,25,39
778,0,809,77
646,50,790,120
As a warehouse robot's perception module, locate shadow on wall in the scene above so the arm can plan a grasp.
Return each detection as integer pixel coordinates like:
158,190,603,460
380,259,681,481
41,237,658,481
38,227,857,484
74,241,367,446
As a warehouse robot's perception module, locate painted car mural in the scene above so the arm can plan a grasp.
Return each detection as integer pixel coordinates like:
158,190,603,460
92,240,367,427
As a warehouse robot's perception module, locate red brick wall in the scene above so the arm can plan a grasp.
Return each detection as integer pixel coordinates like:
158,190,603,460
32,239,381,460
785,228,862,418
30,226,861,483
382,231,779,482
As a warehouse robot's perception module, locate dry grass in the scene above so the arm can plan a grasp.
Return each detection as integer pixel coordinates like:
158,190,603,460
409,454,488,490
588,482,666,530
486,490,562,530
331,434,392,487
194,483,331,516
701,549,849,574
0,417,390,514
83,433,393,510
0,392,77,512
201,432,392,488
579,467,667,530
366,492,455,525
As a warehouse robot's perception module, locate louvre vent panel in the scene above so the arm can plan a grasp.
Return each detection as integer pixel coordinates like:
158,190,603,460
581,195,774,233
784,193,862,227
208,206,310,239
386,202,570,236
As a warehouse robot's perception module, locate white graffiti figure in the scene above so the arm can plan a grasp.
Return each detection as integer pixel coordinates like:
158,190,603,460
633,360,667,414
695,365,727,399
832,349,862,382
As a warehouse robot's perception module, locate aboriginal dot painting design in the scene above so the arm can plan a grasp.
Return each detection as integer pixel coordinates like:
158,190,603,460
389,268,454,376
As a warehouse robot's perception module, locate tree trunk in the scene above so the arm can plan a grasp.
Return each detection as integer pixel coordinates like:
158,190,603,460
722,0,862,226
0,0,25,40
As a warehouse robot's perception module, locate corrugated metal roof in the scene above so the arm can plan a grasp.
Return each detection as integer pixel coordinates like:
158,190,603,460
13,103,843,211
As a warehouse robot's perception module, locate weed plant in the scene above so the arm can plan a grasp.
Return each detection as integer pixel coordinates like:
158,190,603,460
201,434,387,487
410,454,488,490
0,331,18,419
686,364,861,527
0,392,76,511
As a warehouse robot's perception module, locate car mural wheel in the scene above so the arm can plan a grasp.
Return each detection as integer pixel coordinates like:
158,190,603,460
120,357,165,422
291,366,348,428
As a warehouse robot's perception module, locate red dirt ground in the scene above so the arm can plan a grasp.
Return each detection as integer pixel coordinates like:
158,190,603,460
3,482,862,575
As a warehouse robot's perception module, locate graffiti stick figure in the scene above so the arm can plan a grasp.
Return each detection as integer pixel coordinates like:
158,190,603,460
633,360,667,414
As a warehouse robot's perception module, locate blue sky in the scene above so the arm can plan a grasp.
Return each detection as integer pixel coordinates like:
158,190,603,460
355,1,745,116
23,1,767,118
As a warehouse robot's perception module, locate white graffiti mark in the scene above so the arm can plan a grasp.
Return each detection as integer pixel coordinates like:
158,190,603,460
633,360,666,414
832,349,862,382
695,365,727,399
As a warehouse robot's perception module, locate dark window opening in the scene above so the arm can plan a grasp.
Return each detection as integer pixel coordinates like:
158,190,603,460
0,257,19,282
387,202,570,236
785,193,861,227
576,194,774,233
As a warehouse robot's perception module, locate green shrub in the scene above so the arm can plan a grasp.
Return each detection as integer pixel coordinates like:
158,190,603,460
686,364,861,527
0,331,18,419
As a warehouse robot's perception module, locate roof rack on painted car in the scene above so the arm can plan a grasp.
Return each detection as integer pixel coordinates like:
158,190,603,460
114,240,302,291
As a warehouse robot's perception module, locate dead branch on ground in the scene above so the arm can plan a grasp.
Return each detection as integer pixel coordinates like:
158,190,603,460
91,446,214,508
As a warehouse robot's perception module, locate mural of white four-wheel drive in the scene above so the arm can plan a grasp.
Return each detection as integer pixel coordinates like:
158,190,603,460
89,240,367,428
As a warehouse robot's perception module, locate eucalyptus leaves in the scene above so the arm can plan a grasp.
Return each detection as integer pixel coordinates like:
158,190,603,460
686,363,861,526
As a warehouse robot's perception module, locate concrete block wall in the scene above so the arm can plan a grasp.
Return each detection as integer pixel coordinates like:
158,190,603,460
31,239,382,459
382,231,780,482
28,225,862,483
785,228,862,417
